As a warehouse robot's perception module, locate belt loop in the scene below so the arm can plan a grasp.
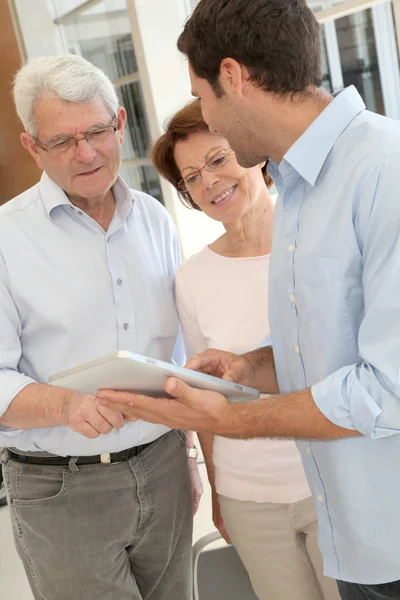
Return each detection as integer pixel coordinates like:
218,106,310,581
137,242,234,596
68,456,79,473
0,448,8,466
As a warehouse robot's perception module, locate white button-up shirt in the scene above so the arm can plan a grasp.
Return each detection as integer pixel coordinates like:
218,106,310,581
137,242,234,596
0,172,183,455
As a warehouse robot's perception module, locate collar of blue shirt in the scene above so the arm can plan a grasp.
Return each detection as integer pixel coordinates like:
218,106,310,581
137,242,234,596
39,171,134,222
281,86,366,186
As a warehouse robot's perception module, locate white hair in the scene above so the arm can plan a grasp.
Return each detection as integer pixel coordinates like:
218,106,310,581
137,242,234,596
13,54,119,136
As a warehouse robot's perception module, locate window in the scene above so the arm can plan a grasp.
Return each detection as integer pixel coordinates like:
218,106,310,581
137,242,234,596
53,0,164,202
335,9,384,114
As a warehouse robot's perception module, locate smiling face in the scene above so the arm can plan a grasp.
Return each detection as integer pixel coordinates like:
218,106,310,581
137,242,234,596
174,129,267,224
21,94,126,203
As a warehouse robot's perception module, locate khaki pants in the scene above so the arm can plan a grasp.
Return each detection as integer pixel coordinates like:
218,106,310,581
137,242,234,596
3,430,193,600
219,494,340,600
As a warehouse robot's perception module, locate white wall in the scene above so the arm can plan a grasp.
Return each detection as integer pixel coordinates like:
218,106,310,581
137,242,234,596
14,0,66,56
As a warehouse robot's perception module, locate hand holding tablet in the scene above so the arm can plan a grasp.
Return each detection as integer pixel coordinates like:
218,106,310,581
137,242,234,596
49,350,260,404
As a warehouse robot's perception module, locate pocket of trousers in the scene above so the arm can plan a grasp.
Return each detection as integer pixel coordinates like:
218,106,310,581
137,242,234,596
173,429,187,446
5,460,68,505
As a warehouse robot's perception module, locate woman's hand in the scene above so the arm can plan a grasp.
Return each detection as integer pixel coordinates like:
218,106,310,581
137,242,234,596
211,489,232,545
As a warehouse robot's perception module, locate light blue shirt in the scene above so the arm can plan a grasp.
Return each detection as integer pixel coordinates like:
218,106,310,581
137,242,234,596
268,86,400,584
0,172,184,456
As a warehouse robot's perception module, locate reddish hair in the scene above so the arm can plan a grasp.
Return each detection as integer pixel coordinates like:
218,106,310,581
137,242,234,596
152,99,272,210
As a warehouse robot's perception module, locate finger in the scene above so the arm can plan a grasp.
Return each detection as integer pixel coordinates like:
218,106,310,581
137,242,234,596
123,414,139,422
96,405,125,429
164,378,198,403
222,373,234,382
86,409,113,435
185,357,218,374
98,390,169,413
219,525,232,545
73,421,100,439
98,391,180,426
193,497,201,516
185,356,208,370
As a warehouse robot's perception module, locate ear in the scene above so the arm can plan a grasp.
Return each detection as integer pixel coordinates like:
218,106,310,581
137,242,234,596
219,58,250,99
20,133,45,170
116,106,127,145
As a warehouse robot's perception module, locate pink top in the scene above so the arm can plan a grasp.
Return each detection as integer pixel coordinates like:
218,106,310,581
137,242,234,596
176,246,311,503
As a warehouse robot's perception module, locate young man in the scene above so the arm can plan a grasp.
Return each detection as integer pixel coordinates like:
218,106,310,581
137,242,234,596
99,1,400,599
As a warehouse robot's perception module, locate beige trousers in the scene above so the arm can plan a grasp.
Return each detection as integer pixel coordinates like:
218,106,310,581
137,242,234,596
219,494,340,600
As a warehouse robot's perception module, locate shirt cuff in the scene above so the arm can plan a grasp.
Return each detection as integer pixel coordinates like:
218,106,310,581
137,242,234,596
0,369,37,418
311,364,383,438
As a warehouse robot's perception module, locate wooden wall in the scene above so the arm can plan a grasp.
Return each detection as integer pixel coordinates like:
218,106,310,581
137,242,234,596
0,1,40,205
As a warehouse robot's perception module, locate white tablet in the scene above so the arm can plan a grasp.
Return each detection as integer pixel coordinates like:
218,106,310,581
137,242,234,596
49,351,260,403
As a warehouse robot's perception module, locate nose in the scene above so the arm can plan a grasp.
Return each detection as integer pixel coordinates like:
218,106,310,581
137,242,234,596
74,138,97,163
201,169,220,189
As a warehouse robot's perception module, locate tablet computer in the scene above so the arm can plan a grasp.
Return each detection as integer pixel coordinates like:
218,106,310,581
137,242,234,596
49,350,260,403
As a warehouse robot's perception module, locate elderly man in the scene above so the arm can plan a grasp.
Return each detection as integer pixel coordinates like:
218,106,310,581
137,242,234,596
99,1,400,599
0,55,198,600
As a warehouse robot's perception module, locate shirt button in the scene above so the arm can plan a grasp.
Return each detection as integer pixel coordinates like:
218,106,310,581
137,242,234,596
306,448,311,455
317,494,324,502
77,211,83,216
117,278,123,286
289,293,296,303
294,345,300,354
123,323,129,331
288,244,295,252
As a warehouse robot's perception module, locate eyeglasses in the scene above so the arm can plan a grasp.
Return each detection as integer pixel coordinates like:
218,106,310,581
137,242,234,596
33,117,118,156
178,149,235,192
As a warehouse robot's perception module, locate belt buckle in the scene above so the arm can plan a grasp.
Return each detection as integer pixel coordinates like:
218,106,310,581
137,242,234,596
100,453,111,465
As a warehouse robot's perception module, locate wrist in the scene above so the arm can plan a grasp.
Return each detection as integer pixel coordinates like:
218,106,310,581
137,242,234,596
59,392,72,426
60,390,81,426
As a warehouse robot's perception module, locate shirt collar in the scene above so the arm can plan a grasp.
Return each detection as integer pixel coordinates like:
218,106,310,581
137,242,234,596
283,86,366,186
39,171,135,221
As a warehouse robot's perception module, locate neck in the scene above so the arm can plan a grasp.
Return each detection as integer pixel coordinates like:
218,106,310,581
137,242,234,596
212,189,274,258
255,87,333,164
68,188,116,231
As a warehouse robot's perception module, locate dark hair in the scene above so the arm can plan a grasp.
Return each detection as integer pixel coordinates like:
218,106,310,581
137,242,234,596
152,99,273,210
177,0,322,97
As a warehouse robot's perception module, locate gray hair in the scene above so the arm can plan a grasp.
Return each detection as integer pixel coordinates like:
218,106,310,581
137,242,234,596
13,54,119,136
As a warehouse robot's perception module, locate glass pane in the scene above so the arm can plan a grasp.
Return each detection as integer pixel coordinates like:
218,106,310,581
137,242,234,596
59,0,137,80
52,0,90,19
320,26,333,93
119,164,164,204
335,9,384,114
392,4,400,64
118,82,152,160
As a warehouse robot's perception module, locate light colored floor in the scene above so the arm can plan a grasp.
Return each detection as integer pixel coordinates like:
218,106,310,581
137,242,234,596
0,462,216,600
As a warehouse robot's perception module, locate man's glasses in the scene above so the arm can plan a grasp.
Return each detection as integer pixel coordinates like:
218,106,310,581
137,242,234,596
33,117,118,156
178,149,235,192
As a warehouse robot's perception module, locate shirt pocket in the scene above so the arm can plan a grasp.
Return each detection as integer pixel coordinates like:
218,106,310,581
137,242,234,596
296,257,356,350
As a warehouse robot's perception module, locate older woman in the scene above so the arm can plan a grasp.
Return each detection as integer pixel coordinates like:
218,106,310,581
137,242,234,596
152,100,339,600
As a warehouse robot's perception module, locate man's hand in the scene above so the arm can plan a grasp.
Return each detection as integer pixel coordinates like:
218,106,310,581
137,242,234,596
188,456,203,515
63,393,126,439
97,378,240,436
187,346,279,395
186,349,255,386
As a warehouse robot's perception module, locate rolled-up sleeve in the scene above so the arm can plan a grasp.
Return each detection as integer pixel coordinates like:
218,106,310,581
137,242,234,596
312,154,400,439
0,250,36,425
